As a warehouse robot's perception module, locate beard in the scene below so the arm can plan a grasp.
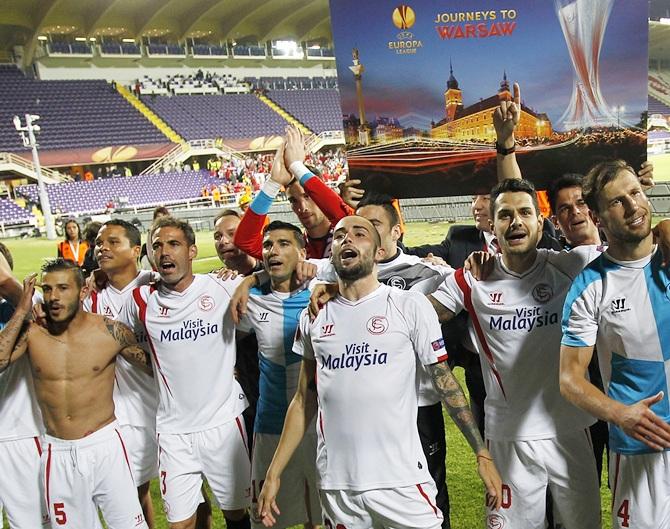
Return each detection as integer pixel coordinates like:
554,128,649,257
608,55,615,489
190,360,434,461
608,215,652,245
333,254,375,281
44,299,79,331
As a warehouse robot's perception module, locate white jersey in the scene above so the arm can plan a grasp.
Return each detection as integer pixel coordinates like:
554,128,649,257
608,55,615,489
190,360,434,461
294,284,448,491
318,251,453,405
84,270,158,429
563,248,670,455
0,301,42,440
238,283,311,435
119,274,248,434
432,247,599,441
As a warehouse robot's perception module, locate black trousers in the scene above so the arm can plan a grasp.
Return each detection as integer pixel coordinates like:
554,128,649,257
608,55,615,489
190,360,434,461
417,403,450,529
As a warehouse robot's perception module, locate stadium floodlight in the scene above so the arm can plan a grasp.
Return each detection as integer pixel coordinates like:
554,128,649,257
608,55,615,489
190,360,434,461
12,114,56,240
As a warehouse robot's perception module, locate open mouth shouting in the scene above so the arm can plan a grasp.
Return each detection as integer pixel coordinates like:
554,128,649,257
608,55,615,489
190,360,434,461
339,246,359,265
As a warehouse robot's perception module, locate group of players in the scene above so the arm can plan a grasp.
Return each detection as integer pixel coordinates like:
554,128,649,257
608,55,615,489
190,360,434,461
0,88,667,529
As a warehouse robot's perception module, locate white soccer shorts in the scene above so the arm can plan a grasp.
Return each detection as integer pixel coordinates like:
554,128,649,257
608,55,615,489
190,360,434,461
610,450,670,528
0,436,49,527
319,481,443,529
251,432,321,528
41,421,147,529
486,429,601,529
157,415,252,523
119,424,159,486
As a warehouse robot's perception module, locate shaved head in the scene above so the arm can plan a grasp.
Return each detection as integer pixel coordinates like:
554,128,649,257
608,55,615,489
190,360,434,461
333,215,382,250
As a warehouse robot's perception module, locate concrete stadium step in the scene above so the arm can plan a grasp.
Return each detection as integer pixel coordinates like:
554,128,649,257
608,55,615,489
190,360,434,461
256,93,312,135
115,82,184,144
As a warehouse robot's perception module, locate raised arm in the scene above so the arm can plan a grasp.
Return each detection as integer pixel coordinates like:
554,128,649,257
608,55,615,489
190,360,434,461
560,344,670,451
257,357,318,526
0,274,35,373
284,125,354,222
428,360,502,509
104,317,152,375
493,81,522,181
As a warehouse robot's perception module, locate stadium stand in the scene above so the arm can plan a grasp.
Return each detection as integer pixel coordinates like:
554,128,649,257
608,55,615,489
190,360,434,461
649,94,670,115
0,197,34,225
100,42,142,56
191,44,228,57
267,89,343,132
144,94,292,140
0,65,168,152
16,170,226,214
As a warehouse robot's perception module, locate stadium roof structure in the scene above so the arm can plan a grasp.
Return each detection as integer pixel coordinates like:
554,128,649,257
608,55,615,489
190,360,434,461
0,0,332,63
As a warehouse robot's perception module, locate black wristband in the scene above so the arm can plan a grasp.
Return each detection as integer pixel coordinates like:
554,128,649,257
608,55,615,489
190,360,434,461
495,142,516,156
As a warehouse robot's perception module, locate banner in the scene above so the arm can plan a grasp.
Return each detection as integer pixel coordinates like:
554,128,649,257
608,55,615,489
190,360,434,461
329,0,648,197
16,142,176,168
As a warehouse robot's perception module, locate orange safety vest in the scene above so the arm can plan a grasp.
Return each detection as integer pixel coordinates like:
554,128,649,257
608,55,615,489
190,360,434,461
537,190,552,218
58,240,89,266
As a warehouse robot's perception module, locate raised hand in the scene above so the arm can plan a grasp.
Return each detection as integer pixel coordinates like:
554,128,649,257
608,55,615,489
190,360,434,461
493,82,520,147
269,141,293,187
283,125,306,167
638,160,654,189
340,178,365,208
19,274,37,314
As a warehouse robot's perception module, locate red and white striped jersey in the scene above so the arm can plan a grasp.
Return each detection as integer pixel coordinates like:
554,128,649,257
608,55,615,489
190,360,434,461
118,274,248,434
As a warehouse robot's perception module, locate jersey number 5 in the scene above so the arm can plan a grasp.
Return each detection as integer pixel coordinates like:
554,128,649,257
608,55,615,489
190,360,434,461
53,503,67,525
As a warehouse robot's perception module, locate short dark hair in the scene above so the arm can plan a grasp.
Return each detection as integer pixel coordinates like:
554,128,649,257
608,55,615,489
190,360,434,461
547,174,584,215
0,242,13,270
583,159,636,213
151,216,196,246
153,206,170,220
356,192,400,226
490,178,540,219
263,220,305,248
214,209,240,225
102,219,141,247
41,258,83,288
83,221,102,244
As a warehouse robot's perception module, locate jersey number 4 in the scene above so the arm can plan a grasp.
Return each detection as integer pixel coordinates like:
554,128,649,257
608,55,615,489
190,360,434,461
616,499,630,527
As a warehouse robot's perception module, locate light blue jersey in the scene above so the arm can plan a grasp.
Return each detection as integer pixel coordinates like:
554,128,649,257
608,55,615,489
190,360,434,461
562,249,670,455
239,283,311,434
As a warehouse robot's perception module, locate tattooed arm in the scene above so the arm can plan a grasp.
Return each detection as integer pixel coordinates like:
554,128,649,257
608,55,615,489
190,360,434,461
428,294,456,323
0,274,36,373
104,318,152,375
428,360,503,509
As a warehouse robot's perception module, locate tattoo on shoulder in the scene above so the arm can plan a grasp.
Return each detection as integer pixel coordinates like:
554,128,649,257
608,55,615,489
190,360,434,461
104,317,136,348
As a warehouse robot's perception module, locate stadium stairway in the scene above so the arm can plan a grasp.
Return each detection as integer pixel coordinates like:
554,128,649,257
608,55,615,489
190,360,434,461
256,93,312,135
115,83,184,144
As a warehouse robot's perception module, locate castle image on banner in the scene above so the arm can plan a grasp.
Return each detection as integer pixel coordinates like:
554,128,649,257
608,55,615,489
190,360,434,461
431,64,553,141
